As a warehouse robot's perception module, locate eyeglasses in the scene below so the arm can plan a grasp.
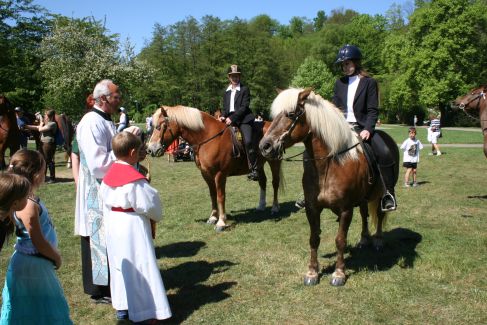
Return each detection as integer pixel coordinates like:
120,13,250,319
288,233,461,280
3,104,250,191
107,93,122,100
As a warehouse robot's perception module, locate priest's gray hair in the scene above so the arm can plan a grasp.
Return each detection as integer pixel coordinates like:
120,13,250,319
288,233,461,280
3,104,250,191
93,79,114,103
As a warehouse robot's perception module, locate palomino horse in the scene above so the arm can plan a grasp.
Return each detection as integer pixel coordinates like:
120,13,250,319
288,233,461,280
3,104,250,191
259,88,399,286
454,85,487,158
0,95,20,169
147,106,282,231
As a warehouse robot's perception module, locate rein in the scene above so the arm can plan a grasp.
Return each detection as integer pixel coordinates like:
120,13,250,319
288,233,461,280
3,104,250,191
157,114,230,153
276,108,360,162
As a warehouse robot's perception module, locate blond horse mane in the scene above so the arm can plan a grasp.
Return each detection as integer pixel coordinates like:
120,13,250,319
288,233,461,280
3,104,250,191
152,105,205,131
271,88,360,163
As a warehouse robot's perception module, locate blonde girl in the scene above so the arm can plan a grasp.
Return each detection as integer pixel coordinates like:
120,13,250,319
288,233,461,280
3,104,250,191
0,149,72,324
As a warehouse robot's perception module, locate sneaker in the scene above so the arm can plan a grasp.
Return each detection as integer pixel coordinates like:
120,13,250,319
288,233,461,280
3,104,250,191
91,295,112,304
295,198,305,209
412,182,418,187
404,182,411,187
116,310,129,320
436,151,442,156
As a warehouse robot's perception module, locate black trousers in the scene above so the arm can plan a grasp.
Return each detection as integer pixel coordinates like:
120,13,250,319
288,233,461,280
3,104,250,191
80,236,110,297
370,132,396,194
239,122,257,169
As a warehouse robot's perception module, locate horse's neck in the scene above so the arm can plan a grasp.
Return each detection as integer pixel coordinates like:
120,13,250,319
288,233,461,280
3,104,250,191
179,113,225,145
304,135,331,162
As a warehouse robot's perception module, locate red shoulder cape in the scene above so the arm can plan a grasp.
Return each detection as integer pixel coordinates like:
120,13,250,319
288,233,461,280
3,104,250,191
103,162,147,187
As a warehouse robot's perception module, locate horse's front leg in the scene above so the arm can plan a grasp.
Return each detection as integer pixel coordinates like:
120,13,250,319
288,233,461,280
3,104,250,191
201,172,218,225
331,208,353,286
303,205,322,286
269,160,281,215
256,167,267,211
358,202,371,248
214,172,228,232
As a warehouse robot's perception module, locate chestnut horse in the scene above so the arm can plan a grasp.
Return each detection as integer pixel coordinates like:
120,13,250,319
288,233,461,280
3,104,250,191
259,88,399,286
147,106,282,231
0,95,20,169
454,84,487,158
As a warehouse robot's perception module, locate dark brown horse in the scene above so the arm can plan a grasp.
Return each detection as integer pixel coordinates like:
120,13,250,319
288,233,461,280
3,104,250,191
259,88,399,286
0,95,20,169
454,85,487,158
147,106,282,231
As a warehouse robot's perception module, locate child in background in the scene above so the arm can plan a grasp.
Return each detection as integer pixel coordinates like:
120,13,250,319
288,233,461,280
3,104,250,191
0,173,31,252
100,132,171,323
1,149,72,324
400,127,423,187
427,115,442,155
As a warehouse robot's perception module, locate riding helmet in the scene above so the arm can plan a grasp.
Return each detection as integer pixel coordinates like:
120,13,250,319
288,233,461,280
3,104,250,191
335,44,362,63
227,64,241,75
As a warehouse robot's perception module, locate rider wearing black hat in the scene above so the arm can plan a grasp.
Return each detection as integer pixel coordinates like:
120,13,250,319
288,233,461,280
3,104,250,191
219,65,259,181
333,44,397,211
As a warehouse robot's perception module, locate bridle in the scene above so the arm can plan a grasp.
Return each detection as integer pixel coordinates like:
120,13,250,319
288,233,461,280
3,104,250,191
273,105,360,162
153,108,229,155
458,90,485,121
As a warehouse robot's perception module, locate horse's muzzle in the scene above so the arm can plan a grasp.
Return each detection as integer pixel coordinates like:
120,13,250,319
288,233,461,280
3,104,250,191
259,138,281,160
146,144,164,157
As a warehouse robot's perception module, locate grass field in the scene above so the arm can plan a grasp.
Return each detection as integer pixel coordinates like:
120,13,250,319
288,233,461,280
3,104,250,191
1,125,486,324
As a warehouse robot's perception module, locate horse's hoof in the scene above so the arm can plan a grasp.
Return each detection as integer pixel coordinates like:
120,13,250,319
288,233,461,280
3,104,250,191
358,236,371,249
303,275,319,286
373,238,384,251
215,225,227,232
256,206,265,212
330,276,346,286
207,217,218,225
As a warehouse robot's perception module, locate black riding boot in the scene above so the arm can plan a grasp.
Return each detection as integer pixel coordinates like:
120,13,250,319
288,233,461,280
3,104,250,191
379,163,396,211
247,148,259,181
47,162,56,184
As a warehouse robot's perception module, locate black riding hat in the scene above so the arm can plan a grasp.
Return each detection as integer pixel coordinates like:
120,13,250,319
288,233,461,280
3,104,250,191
335,44,362,63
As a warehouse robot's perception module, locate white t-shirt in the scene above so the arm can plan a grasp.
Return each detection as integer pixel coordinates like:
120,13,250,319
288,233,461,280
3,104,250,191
400,138,423,163
346,75,360,123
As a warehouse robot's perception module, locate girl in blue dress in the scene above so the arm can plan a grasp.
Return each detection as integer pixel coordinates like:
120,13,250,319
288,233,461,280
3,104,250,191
1,149,72,324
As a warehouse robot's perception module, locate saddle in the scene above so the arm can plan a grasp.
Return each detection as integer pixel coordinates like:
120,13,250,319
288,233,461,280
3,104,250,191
229,121,265,159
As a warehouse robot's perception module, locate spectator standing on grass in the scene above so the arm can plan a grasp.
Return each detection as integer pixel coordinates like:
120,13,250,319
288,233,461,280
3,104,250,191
427,114,442,155
1,149,72,324
400,127,423,187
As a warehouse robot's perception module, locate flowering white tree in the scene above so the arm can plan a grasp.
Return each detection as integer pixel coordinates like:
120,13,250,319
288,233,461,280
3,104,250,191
40,17,153,119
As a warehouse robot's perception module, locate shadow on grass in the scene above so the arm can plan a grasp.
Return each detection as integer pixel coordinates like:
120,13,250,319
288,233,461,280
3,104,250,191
155,241,206,259
162,260,237,324
228,201,299,224
321,227,422,276
467,195,487,200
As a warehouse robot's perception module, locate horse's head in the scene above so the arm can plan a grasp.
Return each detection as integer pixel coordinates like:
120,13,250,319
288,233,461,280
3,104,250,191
259,88,312,160
147,106,180,157
453,85,487,113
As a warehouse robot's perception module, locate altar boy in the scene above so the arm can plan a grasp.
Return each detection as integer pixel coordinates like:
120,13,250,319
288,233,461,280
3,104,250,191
100,132,171,323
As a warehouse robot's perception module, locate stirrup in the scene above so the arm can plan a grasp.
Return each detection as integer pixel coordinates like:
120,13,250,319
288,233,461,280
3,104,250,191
381,191,397,212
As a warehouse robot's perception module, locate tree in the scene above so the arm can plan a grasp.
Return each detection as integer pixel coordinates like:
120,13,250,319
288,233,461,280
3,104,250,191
0,0,49,111
291,57,335,100
313,10,327,31
40,16,153,119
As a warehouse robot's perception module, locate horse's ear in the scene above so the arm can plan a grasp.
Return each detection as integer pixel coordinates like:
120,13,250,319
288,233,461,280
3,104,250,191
160,106,168,117
275,88,283,94
298,88,313,106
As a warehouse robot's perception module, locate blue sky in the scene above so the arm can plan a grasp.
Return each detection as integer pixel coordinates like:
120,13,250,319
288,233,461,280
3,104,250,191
35,0,405,53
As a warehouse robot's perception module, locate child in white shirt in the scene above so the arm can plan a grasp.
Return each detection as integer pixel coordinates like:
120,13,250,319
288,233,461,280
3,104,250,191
99,132,171,323
400,127,423,187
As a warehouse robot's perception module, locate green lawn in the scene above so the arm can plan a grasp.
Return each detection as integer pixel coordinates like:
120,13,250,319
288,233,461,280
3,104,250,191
1,125,486,324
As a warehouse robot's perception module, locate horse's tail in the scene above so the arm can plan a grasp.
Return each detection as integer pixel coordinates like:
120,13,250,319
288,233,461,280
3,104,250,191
58,114,73,154
368,198,388,230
